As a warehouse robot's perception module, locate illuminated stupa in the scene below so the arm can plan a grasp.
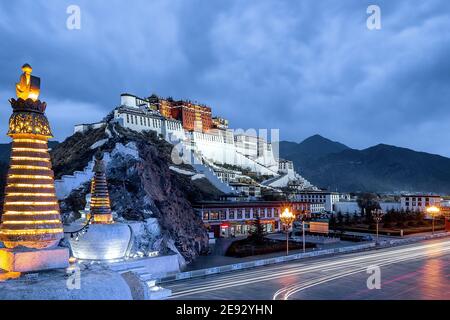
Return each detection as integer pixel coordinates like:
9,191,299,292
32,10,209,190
69,154,131,261
0,64,68,273
89,154,113,224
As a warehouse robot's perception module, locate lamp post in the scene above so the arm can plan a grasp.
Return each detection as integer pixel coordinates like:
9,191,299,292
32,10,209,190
372,209,385,244
280,208,296,256
298,211,307,253
426,206,440,235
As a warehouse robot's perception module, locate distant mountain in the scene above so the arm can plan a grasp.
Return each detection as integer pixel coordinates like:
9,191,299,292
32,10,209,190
280,136,450,193
278,134,350,166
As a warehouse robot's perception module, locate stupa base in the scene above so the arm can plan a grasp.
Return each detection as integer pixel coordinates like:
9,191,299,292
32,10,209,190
0,246,69,273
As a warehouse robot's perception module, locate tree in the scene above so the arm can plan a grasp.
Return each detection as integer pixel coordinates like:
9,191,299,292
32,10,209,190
248,214,266,244
357,193,381,223
329,214,337,230
344,213,351,225
336,212,344,226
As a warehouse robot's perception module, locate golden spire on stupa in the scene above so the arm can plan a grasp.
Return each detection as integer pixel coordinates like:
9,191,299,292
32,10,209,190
15,63,41,101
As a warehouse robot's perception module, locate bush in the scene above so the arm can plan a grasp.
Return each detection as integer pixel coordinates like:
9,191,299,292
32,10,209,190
383,222,393,229
408,221,417,227
396,221,406,228
417,220,426,226
226,238,316,258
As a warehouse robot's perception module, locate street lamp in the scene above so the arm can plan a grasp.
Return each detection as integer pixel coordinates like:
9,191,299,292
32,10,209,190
280,208,296,256
372,209,385,244
426,206,440,235
298,211,307,253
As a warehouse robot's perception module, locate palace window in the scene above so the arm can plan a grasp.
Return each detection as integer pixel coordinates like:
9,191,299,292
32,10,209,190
209,211,219,220
260,208,266,218
274,208,279,217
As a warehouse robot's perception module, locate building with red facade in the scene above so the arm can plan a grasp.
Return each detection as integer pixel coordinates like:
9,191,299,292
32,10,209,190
170,102,212,132
195,201,312,238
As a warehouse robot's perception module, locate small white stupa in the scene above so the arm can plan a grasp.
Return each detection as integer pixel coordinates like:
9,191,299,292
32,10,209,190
68,154,131,261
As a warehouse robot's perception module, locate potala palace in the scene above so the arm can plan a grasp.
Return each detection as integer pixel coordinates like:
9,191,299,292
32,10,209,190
74,93,317,196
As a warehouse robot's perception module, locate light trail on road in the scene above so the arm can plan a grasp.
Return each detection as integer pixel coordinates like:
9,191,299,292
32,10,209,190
273,245,450,299
167,239,450,299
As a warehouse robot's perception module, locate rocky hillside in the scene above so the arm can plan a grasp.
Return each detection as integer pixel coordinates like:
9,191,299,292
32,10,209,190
50,123,223,263
280,135,450,193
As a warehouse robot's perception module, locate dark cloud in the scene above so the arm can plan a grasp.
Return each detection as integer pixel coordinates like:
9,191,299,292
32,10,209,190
0,0,449,156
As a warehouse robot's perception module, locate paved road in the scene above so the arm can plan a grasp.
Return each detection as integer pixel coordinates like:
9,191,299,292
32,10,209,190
166,238,450,300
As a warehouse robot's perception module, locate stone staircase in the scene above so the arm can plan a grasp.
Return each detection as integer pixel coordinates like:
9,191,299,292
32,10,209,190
109,262,172,300
54,153,111,200
190,152,236,194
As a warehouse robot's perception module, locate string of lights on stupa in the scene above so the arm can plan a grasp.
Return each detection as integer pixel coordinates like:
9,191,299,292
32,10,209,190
89,154,113,224
0,64,64,249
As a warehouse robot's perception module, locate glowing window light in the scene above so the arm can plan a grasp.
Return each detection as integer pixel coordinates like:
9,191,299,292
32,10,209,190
9,184,54,188
12,148,48,153
8,175,53,180
4,210,59,215
0,228,63,236
11,156,50,162
2,220,61,225
6,201,58,206
6,193,55,197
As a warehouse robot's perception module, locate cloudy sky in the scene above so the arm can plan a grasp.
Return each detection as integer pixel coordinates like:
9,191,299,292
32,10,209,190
0,0,449,155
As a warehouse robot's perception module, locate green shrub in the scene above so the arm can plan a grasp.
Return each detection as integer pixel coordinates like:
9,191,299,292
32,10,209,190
396,221,406,228
408,221,417,227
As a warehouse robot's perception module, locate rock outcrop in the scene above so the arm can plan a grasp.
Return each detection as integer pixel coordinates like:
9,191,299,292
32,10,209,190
51,123,223,263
